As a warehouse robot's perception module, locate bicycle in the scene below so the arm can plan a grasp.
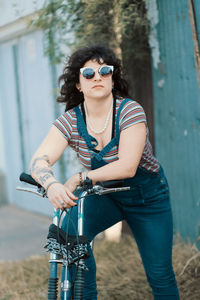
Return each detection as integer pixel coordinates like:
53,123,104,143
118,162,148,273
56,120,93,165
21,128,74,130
17,172,130,300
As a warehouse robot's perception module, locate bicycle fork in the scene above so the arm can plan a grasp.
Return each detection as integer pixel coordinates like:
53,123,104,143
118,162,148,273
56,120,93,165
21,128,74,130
48,209,60,300
61,191,87,300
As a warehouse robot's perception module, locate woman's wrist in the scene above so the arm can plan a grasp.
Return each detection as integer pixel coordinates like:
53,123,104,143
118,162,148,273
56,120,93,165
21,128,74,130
83,171,89,181
45,180,59,192
84,171,95,184
77,171,90,186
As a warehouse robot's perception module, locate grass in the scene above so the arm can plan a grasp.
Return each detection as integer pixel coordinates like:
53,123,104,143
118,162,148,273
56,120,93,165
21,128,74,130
0,236,199,299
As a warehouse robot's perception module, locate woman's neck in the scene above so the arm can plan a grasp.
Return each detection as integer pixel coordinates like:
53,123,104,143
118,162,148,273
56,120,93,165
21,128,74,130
84,94,113,118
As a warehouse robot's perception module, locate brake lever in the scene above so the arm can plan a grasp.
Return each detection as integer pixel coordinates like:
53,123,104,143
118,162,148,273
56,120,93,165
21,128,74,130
16,186,46,198
93,185,130,195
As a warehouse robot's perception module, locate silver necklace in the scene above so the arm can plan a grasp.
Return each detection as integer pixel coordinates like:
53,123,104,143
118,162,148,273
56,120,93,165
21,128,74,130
84,100,113,134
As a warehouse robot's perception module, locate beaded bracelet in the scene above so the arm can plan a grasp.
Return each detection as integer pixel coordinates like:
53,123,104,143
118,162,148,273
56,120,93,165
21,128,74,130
79,172,83,186
45,180,58,192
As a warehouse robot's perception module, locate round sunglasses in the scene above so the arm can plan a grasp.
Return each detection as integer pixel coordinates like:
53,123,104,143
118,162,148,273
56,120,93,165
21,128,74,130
80,65,114,79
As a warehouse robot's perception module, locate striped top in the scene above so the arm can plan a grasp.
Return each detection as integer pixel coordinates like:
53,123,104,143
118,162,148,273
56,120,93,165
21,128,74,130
53,98,160,172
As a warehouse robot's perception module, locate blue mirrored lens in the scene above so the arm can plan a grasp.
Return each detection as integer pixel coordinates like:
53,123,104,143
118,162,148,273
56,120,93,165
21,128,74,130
99,66,113,76
82,68,95,79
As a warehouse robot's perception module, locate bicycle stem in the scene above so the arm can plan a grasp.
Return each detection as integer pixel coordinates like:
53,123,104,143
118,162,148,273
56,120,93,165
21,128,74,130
78,191,87,235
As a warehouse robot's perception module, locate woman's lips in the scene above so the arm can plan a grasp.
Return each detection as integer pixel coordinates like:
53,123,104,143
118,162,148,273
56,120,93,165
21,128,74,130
92,85,104,88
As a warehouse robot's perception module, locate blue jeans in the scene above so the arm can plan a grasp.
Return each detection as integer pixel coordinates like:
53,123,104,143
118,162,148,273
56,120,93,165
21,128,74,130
61,166,179,299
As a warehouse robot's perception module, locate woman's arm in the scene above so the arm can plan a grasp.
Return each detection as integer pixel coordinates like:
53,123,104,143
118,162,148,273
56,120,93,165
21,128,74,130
87,122,146,183
30,126,67,186
65,122,146,188
30,125,78,208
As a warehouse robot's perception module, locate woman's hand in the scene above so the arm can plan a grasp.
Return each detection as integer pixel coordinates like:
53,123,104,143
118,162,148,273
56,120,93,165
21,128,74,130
47,182,78,209
64,173,80,194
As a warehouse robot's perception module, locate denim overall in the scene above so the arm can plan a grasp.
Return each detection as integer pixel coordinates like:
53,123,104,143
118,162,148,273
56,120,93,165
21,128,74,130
62,99,180,300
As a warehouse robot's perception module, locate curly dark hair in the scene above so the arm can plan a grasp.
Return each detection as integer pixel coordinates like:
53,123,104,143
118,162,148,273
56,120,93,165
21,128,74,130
57,44,130,111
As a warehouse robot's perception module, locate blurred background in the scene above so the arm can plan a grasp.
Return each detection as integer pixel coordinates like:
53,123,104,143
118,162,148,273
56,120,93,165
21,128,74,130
0,1,200,299
0,0,200,245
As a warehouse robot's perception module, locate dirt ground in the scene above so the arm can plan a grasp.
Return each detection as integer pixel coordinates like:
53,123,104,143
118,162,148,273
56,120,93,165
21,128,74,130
0,235,199,299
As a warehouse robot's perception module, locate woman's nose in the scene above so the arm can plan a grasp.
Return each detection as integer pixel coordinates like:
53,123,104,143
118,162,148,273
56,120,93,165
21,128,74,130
93,71,101,80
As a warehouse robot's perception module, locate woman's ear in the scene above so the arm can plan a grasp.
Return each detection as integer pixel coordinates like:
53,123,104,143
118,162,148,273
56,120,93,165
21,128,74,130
76,83,81,92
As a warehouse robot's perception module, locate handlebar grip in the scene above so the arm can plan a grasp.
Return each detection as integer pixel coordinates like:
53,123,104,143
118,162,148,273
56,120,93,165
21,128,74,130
19,172,42,188
96,180,124,188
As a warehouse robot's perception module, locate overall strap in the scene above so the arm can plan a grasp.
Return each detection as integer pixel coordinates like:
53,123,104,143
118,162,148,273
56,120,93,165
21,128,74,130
74,106,98,151
94,98,132,161
115,98,132,144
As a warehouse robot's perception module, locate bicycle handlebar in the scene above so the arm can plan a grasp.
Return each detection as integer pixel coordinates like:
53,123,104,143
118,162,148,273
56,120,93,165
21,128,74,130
20,172,41,188
19,173,125,189
96,180,124,188
17,173,130,196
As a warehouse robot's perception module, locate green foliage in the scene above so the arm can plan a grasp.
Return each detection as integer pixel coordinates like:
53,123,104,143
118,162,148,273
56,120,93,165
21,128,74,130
72,0,117,50
30,0,83,63
30,0,149,65
118,0,150,62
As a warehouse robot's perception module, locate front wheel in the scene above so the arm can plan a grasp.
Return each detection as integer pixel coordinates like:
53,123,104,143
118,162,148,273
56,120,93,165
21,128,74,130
73,264,84,300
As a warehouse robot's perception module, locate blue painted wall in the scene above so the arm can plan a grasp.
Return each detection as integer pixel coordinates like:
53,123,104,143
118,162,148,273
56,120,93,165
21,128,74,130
147,0,200,242
0,30,82,215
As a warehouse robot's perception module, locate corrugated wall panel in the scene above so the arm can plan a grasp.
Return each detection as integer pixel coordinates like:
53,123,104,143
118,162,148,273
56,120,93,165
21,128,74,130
150,0,200,242
0,29,83,215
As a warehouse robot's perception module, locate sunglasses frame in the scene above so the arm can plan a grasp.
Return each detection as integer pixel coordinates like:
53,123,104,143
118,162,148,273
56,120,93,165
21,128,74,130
80,65,114,79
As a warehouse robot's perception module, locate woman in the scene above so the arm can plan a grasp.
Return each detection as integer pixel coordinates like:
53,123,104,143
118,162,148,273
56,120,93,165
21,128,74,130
30,45,179,299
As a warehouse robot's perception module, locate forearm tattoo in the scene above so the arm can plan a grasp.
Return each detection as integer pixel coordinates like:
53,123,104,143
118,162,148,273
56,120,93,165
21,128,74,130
30,155,55,188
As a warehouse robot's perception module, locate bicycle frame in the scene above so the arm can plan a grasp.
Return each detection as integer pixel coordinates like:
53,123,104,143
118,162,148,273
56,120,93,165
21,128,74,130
17,173,130,300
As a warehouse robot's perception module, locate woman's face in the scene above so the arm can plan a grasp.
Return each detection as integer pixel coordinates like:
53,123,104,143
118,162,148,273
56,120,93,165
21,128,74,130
76,59,113,101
